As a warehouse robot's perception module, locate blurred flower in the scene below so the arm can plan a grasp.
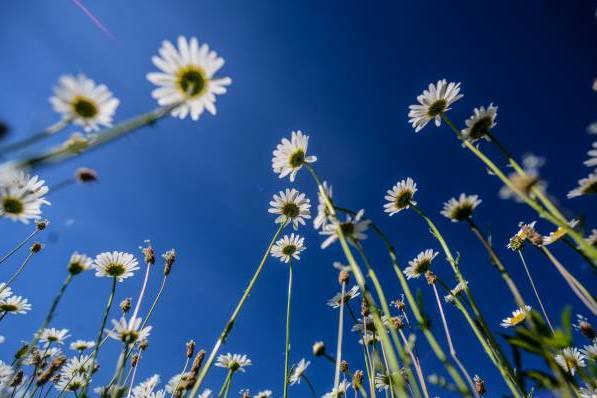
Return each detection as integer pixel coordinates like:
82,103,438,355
39,328,70,345
579,384,597,398
554,347,586,375
49,74,119,131
69,340,95,351
215,353,251,372
68,252,94,275
543,219,579,246
384,178,417,215
147,36,231,121
499,154,546,202
289,358,310,385
574,314,596,340
374,372,390,391
585,230,597,247
444,280,469,304
253,391,272,398
0,171,50,223
268,188,311,230
0,361,14,385
327,285,360,309
584,142,597,167
500,306,531,328
568,171,597,198
272,131,317,182
581,340,597,360
323,379,351,398
270,233,305,263
94,251,140,282
107,317,152,344
461,104,497,142
440,194,481,222
403,249,438,280
408,79,463,132
313,181,333,230
320,210,370,249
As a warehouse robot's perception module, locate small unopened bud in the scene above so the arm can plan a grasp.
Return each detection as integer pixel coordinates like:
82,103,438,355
352,370,364,391
338,270,350,284
389,316,404,330
361,299,370,316
162,249,176,275
36,356,66,385
30,242,43,253
425,271,437,285
473,375,486,395
185,340,195,358
131,353,139,368
10,370,23,387
392,297,406,311
312,341,325,356
75,167,98,183
120,298,132,313
575,315,596,340
340,360,349,373
240,390,250,398
35,219,49,231
140,240,155,265
190,350,206,375
139,339,149,351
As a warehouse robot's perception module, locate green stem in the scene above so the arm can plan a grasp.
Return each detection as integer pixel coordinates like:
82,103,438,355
187,223,285,398
0,228,39,266
303,375,318,398
217,370,232,398
517,251,555,333
0,251,35,295
283,260,293,398
0,118,70,155
333,281,346,397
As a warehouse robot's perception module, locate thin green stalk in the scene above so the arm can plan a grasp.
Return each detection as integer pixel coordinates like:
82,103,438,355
441,114,597,262
398,330,429,398
303,375,318,398
283,260,293,398
517,251,555,333
81,277,117,398
0,118,70,155
333,281,346,397
0,228,39,266
217,370,233,398
188,223,285,398
140,274,168,329
169,357,190,398
320,345,369,398
0,251,35,295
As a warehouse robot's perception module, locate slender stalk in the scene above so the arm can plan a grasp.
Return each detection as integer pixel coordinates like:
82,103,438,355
541,246,597,314
131,261,152,324
188,223,285,398
81,277,117,398
48,178,76,194
398,330,429,398
378,343,396,398
0,228,39,266
140,274,168,329
283,260,293,398
516,251,555,333
303,375,318,398
0,119,70,155
333,281,346,397
0,251,35,295
217,370,233,398
169,357,190,398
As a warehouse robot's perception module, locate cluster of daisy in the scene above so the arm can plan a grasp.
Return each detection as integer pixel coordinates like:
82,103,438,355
0,171,50,223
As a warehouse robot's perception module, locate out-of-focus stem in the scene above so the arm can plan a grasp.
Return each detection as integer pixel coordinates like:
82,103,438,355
517,251,555,333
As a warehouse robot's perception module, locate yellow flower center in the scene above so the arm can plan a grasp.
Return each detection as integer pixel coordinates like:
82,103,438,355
3,197,24,215
71,96,99,119
104,263,125,277
288,150,305,168
177,66,207,98
510,312,526,325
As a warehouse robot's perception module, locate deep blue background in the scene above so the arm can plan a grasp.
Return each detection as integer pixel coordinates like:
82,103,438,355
0,1,595,396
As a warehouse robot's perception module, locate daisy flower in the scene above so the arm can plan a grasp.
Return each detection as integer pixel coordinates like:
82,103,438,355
165,373,189,395
384,178,417,215
69,340,95,351
403,249,438,280
289,358,310,385
0,171,50,223
215,353,252,373
49,74,119,132
374,372,390,391
146,36,231,121
107,317,152,344
461,104,498,142
313,181,333,230
38,328,70,345
0,284,13,301
554,347,586,375
440,194,481,222
268,188,311,230
272,131,317,182
323,379,351,398
408,79,463,132
543,219,580,246
327,285,360,308
579,384,597,398
54,374,88,392
320,210,370,249
312,341,325,356
585,230,597,247
581,340,597,360
253,391,272,398
444,280,469,304
500,306,531,328
68,252,94,275
574,314,596,340
60,354,95,379
332,261,351,273
584,142,597,167
94,251,140,282
270,234,306,263
0,360,14,385
352,315,375,334
131,374,161,398
568,171,597,198
0,296,31,314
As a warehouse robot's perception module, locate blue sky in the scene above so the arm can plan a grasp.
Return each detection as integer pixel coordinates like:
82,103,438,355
0,0,595,396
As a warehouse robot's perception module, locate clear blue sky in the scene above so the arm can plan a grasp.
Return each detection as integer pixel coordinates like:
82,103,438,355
0,1,595,397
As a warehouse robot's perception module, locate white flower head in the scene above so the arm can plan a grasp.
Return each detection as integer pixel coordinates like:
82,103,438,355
581,339,597,360
268,188,311,230
585,229,597,248
272,131,317,182
253,391,272,398
323,379,351,398
543,219,580,246
408,79,463,132
131,374,161,398
0,295,31,315
147,36,231,121
500,306,531,328
49,74,119,131
69,340,95,351
215,353,252,372
568,171,597,198
107,317,152,344
94,251,140,282
440,194,481,222
60,354,95,381
554,347,586,375
0,171,50,224
444,280,469,304
384,178,417,216
461,104,498,142
584,142,597,168
374,372,391,391
270,233,306,263
327,286,360,309
579,384,597,398
68,252,94,275
403,249,438,280
289,358,310,385
320,209,370,249
313,181,333,230
0,284,13,301
54,374,88,392
0,360,13,385
38,328,70,345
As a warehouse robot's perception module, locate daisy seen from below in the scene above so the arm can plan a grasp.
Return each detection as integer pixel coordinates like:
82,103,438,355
320,209,370,249
440,193,481,222
444,280,469,304
384,178,417,215
68,252,94,275
313,181,333,230
579,384,597,398
69,340,95,351
107,317,152,344
374,372,391,391
38,328,70,345
585,229,597,247
500,305,532,328
327,285,360,308
542,219,579,246
403,249,438,280
554,347,586,375
0,284,12,301
270,233,306,263
584,142,597,167
0,295,31,315
253,391,272,398
272,130,317,182
268,188,311,230
461,104,498,142
408,79,463,132
568,171,597,198
147,36,231,121
323,379,351,398
215,353,252,372
49,74,119,131
581,340,597,360
0,171,50,223
0,361,13,385
94,251,140,282
289,358,310,385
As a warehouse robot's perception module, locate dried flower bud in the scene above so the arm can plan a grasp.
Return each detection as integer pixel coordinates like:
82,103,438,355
338,270,350,284
75,167,98,183
139,339,149,351
140,240,155,265
120,298,132,313
425,271,437,285
30,242,43,253
352,370,364,391
36,356,66,385
388,316,404,330
574,315,596,340
507,234,524,251
473,375,486,395
35,219,49,231
340,360,349,373
312,341,325,356
361,299,370,316
10,370,23,387
131,353,139,368
392,298,406,311
190,350,206,374
240,390,250,398
186,340,195,358
162,249,176,275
